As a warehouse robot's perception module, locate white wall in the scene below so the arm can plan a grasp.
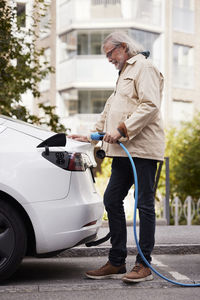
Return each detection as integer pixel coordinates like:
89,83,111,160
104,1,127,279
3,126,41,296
75,0,91,21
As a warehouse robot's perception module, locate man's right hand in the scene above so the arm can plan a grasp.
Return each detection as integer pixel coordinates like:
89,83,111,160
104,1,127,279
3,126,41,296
68,135,90,143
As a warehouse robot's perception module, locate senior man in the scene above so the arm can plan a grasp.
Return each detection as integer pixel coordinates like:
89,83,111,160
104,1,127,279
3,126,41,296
69,31,165,283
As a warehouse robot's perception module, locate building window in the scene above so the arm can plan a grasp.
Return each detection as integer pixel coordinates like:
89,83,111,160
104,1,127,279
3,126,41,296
60,29,162,60
78,90,112,114
129,29,161,68
132,0,162,27
91,32,102,55
16,2,26,28
60,89,78,115
172,100,193,123
173,44,194,89
173,0,194,33
68,100,78,115
78,33,89,55
59,30,115,58
77,30,112,55
60,31,77,61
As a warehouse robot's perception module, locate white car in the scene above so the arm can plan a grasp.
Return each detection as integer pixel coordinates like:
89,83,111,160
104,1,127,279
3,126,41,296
0,115,103,280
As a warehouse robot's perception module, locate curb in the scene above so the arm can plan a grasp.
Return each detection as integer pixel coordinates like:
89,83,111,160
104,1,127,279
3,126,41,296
58,244,200,258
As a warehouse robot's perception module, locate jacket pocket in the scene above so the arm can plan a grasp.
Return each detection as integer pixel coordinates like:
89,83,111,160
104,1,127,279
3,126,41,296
118,77,134,98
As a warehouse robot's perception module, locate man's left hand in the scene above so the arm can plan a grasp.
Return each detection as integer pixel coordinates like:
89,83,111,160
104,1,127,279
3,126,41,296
103,130,121,144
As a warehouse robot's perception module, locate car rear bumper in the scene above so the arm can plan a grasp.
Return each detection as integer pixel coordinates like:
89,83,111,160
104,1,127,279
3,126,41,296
24,192,103,254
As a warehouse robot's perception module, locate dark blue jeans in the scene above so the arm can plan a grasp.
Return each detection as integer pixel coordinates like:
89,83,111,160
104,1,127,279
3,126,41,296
103,157,157,267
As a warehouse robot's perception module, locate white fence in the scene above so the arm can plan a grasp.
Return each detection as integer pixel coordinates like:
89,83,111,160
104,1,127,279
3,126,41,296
170,196,200,225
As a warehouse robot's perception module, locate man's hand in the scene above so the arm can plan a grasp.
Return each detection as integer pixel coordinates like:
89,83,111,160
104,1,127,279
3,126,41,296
68,134,89,142
103,130,121,144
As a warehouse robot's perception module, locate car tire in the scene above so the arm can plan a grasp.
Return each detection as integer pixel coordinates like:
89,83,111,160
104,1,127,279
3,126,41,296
0,199,27,281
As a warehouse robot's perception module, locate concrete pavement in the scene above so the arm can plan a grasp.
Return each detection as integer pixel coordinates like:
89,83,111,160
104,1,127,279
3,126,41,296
1,255,200,299
60,224,200,257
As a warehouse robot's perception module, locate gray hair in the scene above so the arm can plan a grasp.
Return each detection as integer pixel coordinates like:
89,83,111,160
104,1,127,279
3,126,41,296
102,31,144,57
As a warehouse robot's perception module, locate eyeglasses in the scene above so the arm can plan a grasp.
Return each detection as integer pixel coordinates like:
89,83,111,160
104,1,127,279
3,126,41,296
106,45,120,58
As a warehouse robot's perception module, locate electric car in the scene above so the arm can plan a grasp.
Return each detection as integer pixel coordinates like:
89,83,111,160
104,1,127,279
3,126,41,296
0,115,103,280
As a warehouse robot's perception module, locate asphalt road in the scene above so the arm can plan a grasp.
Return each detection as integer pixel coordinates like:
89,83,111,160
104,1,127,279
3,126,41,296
0,254,200,300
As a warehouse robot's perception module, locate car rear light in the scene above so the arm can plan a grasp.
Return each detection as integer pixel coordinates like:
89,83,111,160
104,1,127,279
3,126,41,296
67,153,91,171
42,151,92,172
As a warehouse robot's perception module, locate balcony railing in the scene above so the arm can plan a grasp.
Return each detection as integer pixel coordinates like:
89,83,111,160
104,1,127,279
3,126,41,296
58,56,117,90
58,0,163,31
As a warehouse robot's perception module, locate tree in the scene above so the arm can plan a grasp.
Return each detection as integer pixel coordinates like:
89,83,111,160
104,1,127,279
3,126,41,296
159,114,200,202
0,0,67,133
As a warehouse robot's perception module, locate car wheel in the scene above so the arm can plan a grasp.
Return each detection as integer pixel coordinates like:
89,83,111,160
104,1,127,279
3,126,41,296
0,199,27,281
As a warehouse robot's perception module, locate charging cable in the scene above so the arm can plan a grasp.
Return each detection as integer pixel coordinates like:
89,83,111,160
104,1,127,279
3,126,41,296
90,132,200,287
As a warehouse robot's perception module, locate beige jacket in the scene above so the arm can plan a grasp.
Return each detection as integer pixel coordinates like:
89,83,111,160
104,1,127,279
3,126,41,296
91,54,165,161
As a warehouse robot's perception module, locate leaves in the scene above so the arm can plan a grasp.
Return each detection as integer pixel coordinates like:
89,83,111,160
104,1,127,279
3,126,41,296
0,0,66,133
159,114,200,202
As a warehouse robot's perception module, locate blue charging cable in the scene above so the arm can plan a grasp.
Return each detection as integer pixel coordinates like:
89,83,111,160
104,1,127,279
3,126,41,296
91,132,200,287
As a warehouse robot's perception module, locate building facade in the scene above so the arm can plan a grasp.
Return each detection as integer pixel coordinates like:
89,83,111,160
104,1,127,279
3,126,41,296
17,0,200,133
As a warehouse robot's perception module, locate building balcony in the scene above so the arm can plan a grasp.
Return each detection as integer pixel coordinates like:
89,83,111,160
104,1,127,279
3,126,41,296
58,56,117,91
58,0,163,34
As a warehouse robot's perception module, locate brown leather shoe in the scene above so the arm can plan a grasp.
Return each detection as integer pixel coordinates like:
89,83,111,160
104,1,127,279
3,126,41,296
122,263,153,283
85,261,126,279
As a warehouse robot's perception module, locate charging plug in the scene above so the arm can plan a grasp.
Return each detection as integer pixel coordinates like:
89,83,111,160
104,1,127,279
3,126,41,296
90,132,105,141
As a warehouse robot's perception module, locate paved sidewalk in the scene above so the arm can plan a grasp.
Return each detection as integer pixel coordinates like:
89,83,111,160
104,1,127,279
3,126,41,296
60,224,200,257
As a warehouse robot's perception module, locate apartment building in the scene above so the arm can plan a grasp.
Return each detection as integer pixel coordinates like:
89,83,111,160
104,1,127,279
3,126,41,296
17,0,200,133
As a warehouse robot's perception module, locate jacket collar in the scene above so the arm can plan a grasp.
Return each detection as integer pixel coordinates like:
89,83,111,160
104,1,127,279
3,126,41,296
119,54,145,75
126,53,145,65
